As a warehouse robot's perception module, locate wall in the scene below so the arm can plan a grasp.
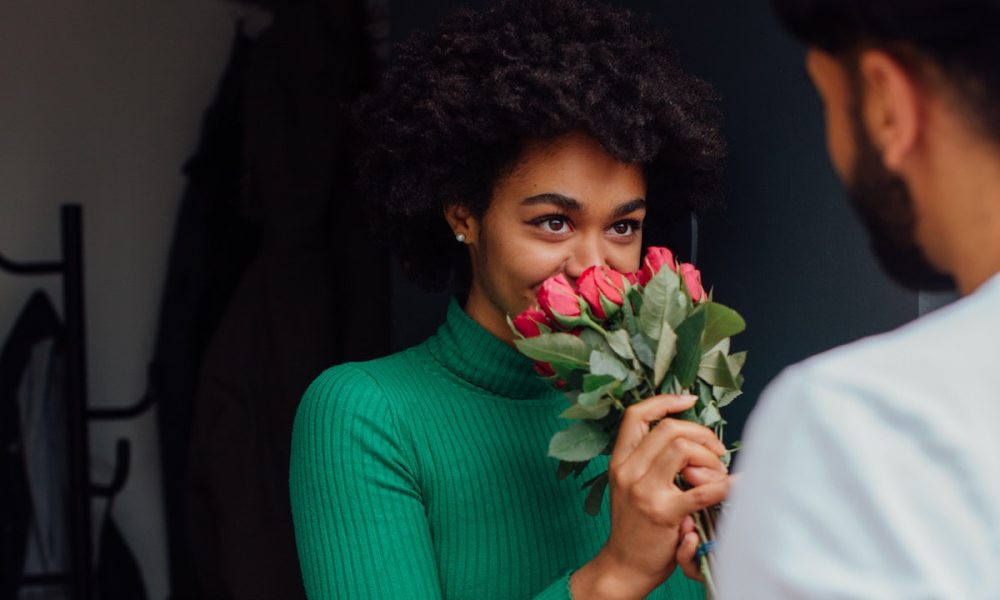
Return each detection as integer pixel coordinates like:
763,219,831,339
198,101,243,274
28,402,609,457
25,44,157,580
0,2,234,597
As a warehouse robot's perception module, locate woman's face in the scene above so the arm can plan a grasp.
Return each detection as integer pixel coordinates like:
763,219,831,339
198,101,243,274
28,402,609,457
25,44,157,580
450,131,647,344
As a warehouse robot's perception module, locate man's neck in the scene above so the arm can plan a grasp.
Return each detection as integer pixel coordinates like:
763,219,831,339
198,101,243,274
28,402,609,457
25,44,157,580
911,118,1000,296
936,163,1000,295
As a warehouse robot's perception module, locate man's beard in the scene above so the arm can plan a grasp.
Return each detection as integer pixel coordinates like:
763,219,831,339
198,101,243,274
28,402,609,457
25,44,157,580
846,113,955,292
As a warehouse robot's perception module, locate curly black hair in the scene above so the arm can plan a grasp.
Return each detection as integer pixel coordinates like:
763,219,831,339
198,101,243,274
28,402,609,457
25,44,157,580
356,0,726,291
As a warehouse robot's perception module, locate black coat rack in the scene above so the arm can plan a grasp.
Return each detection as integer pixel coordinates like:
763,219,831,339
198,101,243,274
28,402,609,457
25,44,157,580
1,204,155,600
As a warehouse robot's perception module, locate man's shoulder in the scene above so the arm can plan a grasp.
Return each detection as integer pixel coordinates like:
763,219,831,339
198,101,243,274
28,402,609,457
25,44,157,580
791,283,996,390
758,282,1000,440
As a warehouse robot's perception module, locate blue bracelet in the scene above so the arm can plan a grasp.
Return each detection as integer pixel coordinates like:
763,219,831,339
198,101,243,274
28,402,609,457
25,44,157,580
695,540,716,562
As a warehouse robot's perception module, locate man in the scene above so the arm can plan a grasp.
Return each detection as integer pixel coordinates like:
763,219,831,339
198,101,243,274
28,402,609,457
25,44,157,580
716,1,1000,597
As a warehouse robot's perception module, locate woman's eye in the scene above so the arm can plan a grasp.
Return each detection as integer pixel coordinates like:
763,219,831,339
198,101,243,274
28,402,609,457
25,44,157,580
540,217,569,233
609,220,640,236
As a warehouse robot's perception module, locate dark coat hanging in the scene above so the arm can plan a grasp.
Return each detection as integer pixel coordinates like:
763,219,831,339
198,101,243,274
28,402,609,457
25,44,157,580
149,1,390,598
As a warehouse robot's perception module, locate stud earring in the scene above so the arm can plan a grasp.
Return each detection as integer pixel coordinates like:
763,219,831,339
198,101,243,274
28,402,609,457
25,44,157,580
455,233,466,243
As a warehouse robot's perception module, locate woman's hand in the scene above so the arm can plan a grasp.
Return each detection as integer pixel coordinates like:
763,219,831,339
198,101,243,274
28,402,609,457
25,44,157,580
570,394,730,600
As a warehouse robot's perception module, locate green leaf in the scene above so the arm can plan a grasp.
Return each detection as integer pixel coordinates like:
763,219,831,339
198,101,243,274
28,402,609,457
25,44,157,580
583,374,617,392
622,292,641,336
631,333,656,369
659,374,682,396
638,268,683,339
627,288,643,313
583,471,610,516
605,329,636,361
728,351,747,377
578,381,619,407
716,388,743,408
700,302,747,352
671,306,708,388
579,328,605,348
560,400,613,420
621,370,641,392
698,351,738,388
697,378,714,407
653,325,678,388
699,403,723,427
675,406,699,424
515,332,591,367
703,337,731,356
548,422,611,462
556,460,589,481
590,350,630,381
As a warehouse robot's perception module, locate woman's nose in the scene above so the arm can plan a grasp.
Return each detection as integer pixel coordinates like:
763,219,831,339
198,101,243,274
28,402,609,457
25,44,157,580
563,236,607,280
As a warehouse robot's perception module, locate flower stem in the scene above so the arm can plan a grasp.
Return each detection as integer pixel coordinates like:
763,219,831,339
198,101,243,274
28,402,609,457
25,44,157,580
580,314,609,335
691,511,717,600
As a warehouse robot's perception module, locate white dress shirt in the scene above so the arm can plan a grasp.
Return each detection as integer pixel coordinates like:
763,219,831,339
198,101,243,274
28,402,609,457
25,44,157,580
716,272,1000,599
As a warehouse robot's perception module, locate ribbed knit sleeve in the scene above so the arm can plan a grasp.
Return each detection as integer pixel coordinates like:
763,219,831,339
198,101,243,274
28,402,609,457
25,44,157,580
290,365,443,599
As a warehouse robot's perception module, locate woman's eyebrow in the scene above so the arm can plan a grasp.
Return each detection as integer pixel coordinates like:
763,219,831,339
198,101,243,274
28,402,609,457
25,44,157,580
521,193,582,211
521,194,645,217
612,198,646,218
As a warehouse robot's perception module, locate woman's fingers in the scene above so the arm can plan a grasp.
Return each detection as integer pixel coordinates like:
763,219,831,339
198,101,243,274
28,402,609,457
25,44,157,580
613,418,726,489
611,395,723,471
681,465,729,487
677,531,703,581
638,437,725,488
674,478,730,516
611,394,699,466
621,439,726,528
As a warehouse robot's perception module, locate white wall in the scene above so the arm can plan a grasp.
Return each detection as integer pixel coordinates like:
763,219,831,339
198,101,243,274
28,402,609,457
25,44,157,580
0,2,235,597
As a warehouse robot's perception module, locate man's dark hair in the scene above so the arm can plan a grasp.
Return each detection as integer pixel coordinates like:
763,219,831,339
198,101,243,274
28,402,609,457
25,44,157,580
772,0,1000,141
355,0,726,291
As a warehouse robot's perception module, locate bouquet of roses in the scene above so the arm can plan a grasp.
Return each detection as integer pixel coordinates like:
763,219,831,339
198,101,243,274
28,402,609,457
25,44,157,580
509,246,746,595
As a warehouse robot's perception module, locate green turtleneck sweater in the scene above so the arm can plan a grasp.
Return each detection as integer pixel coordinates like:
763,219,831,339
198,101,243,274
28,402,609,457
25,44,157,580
290,300,703,599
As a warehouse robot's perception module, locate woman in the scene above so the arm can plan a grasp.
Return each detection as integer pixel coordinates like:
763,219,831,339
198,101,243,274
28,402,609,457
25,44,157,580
290,1,730,598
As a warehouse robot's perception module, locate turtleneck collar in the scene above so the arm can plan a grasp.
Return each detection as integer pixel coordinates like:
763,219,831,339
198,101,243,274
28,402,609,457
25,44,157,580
426,299,560,401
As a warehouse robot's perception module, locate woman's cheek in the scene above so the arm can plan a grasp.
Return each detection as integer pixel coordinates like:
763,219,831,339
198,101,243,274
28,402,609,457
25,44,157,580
515,241,570,280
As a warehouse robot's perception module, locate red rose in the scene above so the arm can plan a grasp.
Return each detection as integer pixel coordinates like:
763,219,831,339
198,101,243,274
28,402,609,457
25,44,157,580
534,362,556,377
577,265,628,320
624,271,639,285
512,305,550,338
638,246,677,286
537,273,582,327
679,263,705,303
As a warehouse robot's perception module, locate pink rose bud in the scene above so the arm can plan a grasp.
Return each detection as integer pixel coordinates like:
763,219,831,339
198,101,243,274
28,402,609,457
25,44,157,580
537,273,582,327
577,265,628,320
624,271,639,286
512,305,550,338
679,263,705,303
638,246,677,286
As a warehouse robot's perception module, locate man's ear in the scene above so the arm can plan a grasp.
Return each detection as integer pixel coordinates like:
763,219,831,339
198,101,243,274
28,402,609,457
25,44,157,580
444,203,480,245
857,50,922,170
